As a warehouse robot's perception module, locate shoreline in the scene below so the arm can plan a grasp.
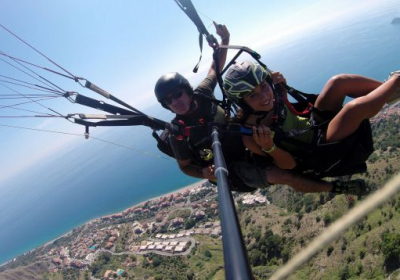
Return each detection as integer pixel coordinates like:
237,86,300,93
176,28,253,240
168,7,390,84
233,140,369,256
0,179,207,268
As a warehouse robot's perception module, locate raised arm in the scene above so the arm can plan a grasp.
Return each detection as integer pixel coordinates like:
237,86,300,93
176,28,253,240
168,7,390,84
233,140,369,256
208,22,230,76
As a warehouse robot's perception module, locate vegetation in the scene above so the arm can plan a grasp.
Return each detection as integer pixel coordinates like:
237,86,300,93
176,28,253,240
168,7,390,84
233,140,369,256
2,108,400,280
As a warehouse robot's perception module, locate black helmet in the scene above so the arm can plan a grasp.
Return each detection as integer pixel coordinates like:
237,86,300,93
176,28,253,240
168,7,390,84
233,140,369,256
154,72,193,107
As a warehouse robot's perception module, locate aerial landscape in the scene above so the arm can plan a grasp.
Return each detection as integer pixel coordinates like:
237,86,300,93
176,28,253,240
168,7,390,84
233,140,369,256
0,104,400,279
1,1,400,280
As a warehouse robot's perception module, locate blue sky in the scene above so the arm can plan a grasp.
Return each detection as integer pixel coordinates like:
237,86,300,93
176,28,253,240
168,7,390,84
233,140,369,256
0,0,397,184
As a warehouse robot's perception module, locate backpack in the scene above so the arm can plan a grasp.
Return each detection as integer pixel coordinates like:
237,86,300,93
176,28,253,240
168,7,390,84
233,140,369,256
152,129,175,158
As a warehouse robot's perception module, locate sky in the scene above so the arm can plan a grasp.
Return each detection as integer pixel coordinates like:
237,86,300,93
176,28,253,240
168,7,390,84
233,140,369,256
0,0,398,185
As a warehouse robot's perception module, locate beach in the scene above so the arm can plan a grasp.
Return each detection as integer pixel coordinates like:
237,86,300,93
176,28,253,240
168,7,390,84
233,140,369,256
34,179,208,254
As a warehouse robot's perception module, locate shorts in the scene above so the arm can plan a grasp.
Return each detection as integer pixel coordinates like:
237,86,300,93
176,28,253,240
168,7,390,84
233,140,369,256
230,161,270,189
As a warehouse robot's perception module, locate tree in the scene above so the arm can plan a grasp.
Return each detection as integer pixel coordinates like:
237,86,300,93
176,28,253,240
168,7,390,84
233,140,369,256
382,231,400,272
204,250,212,259
339,265,350,280
184,219,196,229
249,249,266,266
187,271,195,280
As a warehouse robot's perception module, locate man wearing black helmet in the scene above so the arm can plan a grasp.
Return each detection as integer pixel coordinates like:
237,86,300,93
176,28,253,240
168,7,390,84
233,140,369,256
154,21,230,182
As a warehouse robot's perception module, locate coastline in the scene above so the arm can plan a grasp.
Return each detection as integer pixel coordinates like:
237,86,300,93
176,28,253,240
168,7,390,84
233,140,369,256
110,179,206,213
0,179,207,267
47,179,206,244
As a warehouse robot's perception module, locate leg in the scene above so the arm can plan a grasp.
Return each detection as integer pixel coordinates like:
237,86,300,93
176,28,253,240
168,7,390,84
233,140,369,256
232,161,369,195
267,165,332,193
315,74,382,112
325,74,400,142
267,166,370,196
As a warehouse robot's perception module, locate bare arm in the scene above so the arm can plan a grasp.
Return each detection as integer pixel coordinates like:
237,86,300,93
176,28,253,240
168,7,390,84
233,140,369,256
270,71,288,99
208,22,230,76
177,158,217,181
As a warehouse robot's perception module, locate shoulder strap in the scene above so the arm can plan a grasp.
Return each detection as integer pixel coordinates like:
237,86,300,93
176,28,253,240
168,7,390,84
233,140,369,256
152,130,175,158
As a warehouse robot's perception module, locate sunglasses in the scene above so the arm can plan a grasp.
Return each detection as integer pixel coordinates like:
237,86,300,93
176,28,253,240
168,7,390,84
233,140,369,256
162,89,184,105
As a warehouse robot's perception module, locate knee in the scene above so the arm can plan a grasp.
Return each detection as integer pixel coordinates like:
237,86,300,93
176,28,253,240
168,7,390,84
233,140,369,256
327,74,352,88
267,165,294,184
389,74,400,85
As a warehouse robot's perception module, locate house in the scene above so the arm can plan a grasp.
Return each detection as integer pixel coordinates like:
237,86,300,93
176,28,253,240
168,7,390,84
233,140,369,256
108,236,117,243
194,211,205,220
103,270,116,279
104,242,113,249
155,244,164,251
139,245,147,251
164,245,173,252
178,241,188,247
150,205,159,211
52,258,62,266
171,217,184,226
155,214,164,223
175,246,185,253
70,260,86,269
211,229,221,237
204,222,213,228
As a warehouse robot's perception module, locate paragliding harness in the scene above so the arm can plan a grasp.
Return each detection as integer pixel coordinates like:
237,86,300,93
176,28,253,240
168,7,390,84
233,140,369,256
151,90,257,192
269,84,374,179
152,92,219,158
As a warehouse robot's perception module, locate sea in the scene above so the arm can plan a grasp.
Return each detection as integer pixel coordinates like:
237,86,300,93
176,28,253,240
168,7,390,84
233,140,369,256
1,1,400,266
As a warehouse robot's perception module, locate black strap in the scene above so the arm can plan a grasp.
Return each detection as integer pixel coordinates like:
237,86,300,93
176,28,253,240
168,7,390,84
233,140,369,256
192,33,203,73
174,0,215,45
174,0,218,73
74,93,136,115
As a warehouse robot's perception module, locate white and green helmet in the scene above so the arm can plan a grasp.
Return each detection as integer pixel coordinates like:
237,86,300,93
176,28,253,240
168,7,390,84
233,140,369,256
224,61,268,102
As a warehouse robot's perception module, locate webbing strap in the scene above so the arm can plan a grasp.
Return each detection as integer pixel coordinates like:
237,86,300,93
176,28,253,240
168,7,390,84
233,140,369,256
193,33,203,73
174,0,218,72
174,0,214,43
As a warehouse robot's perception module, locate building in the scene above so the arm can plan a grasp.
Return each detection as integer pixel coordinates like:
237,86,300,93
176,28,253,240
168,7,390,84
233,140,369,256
175,246,185,253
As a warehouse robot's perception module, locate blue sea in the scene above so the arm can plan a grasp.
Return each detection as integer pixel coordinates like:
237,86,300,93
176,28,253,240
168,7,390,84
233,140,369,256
1,2,400,266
